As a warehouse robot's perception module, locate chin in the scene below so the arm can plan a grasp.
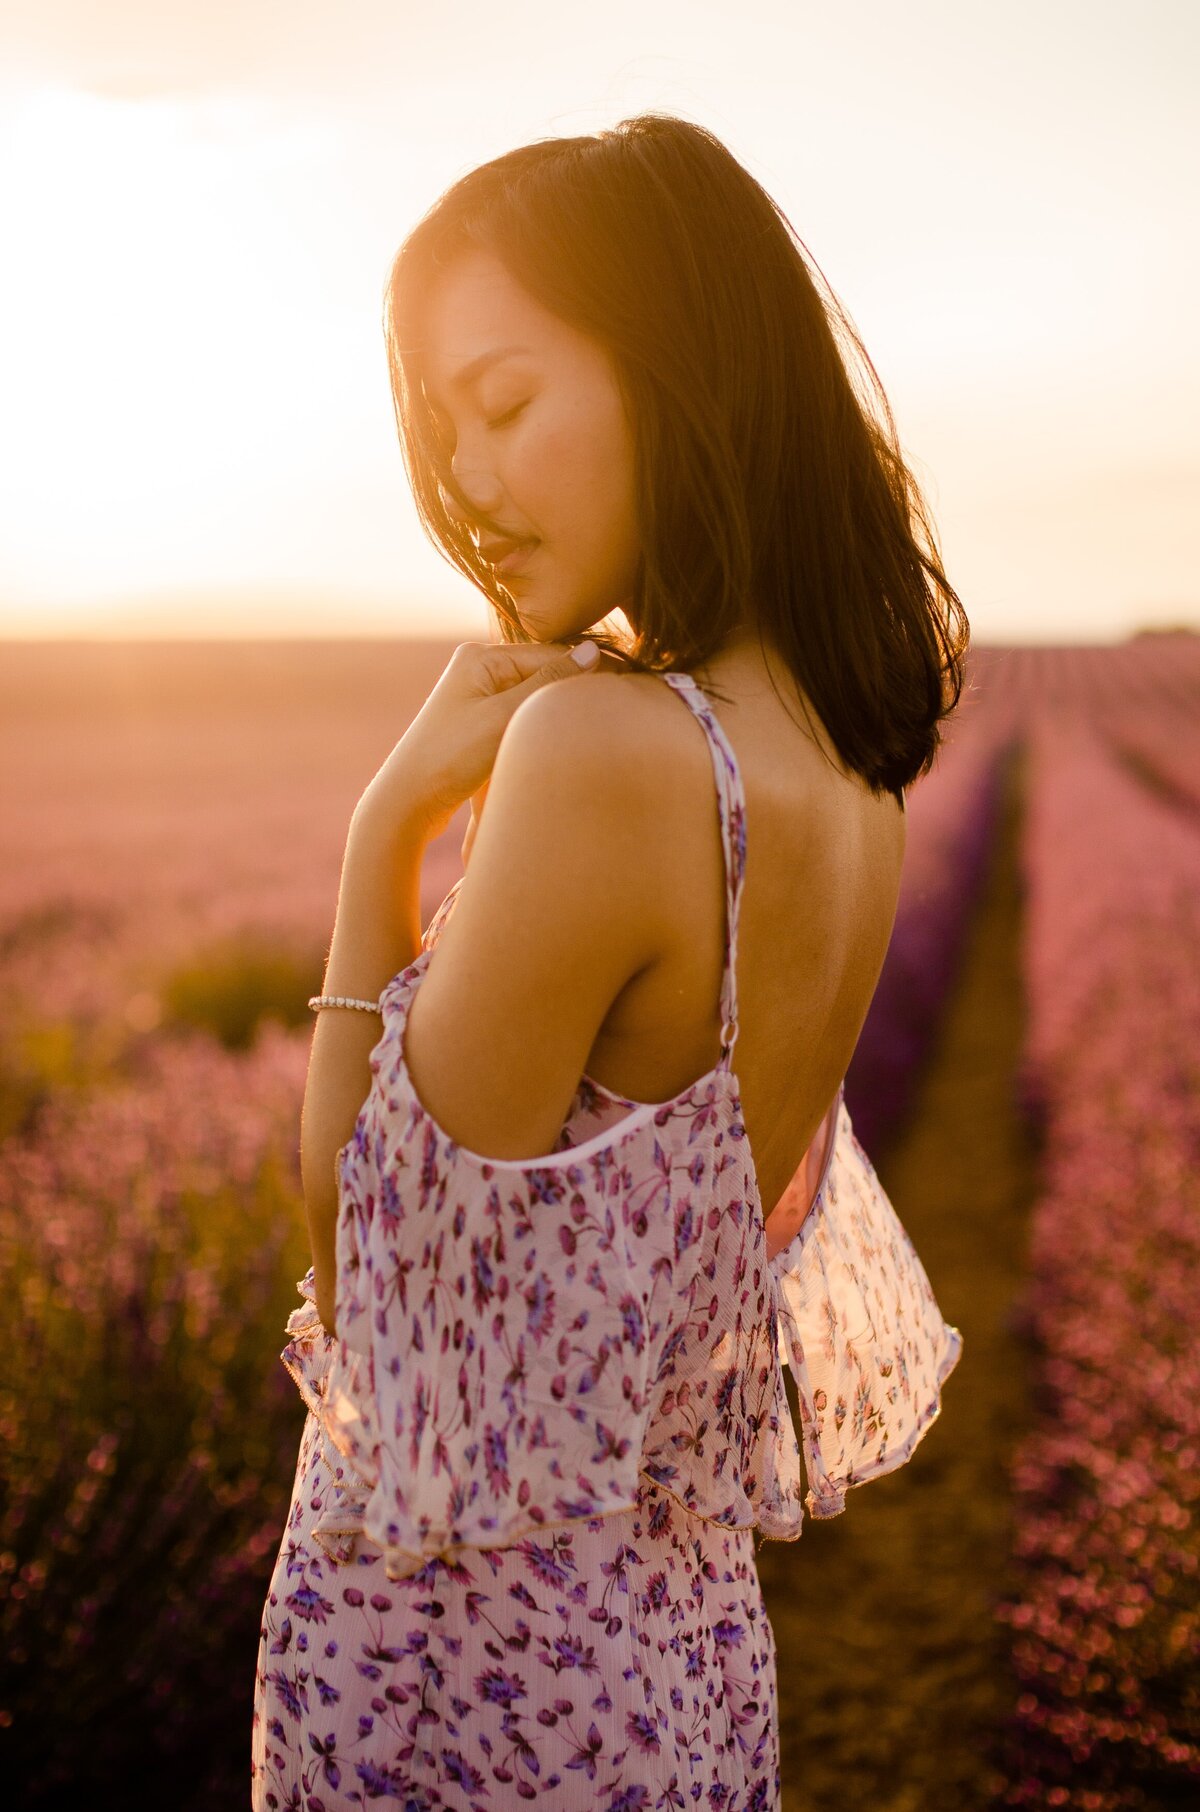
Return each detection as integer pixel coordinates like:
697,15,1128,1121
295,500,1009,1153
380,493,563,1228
511,603,583,644
508,581,627,647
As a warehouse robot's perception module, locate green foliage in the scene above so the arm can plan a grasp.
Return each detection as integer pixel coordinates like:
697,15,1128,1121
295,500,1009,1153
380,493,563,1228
0,1031,311,1808
161,936,323,1051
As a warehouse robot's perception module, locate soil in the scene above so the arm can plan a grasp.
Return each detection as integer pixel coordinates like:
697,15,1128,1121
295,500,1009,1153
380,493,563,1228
758,749,1039,1812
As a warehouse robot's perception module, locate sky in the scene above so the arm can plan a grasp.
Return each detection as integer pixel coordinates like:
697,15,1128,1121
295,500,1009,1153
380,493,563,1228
0,0,1196,644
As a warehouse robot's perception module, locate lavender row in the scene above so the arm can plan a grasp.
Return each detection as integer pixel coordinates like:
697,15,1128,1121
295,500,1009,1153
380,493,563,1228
1095,698,1200,822
844,656,1017,1153
994,706,1200,1808
0,1023,313,1800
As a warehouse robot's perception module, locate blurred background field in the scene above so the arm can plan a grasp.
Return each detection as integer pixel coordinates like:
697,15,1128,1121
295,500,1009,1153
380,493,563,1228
3,2,1197,1804
2,629,1198,1809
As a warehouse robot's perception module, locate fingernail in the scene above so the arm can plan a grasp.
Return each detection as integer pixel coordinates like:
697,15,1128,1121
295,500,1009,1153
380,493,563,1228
570,640,600,668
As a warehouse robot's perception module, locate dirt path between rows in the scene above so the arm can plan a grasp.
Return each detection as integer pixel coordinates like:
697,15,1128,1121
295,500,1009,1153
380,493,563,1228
761,750,1037,1812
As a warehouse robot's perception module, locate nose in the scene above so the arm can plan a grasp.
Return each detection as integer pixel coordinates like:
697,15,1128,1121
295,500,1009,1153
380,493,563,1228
443,454,503,529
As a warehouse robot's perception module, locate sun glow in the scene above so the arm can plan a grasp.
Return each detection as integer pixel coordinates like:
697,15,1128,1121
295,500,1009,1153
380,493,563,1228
0,84,403,623
1,0,1196,642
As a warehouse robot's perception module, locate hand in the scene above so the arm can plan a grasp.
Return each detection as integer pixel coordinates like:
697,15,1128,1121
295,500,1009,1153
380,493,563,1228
356,638,604,846
460,645,630,865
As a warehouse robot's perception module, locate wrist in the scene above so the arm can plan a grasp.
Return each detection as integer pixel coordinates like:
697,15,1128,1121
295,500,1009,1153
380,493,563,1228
350,777,442,853
325,816,425,997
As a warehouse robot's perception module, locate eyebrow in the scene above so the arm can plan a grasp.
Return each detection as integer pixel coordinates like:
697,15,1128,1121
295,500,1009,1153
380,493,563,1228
427,345,531,411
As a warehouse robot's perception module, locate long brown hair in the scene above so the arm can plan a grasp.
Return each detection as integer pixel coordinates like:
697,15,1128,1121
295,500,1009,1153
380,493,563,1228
384,113,969,798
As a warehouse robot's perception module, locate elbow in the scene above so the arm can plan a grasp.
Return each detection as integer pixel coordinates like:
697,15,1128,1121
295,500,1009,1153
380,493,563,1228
316,1292,338,1340
300,1151,341,1342
309,1232,339,1341
299,1132,343,1238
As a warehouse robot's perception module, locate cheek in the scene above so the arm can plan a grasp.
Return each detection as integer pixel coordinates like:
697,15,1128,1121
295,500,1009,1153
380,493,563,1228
500,375,638,601
538,395,636,548
521,415,578,503
592,416,640,573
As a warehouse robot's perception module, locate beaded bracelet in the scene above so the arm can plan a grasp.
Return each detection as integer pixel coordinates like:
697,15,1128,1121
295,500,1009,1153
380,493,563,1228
307,994,383,1015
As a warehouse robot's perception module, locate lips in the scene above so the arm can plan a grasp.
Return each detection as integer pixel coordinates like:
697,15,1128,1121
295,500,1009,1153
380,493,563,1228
477,535,539,573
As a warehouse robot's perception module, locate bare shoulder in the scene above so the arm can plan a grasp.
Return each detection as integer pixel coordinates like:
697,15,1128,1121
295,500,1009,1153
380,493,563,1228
507,662,698,748
497,667,697,936
477,668,680,948
401,668,681,1163
502,665,686,793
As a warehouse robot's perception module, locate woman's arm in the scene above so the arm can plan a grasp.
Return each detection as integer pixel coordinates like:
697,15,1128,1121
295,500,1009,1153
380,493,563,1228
301,637,611,1333
301,791,434,1335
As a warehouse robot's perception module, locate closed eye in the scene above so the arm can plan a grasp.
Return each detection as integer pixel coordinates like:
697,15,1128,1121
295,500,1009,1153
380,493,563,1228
487,400,529,430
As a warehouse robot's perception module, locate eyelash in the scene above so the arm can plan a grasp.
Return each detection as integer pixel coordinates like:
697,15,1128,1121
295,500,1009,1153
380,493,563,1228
430,399,527,453
486,400,528,431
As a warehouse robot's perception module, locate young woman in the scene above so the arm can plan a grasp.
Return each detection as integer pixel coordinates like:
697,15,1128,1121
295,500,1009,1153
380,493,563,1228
253,113,967,1810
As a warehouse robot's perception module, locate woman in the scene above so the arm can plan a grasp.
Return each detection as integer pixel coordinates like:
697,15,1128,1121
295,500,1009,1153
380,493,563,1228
252,113,966,1810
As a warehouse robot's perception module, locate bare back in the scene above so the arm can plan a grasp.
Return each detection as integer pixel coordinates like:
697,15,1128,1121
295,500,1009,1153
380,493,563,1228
580,640,907,1223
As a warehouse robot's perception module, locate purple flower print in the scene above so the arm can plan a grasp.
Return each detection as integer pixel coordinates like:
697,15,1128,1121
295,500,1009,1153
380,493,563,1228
441,1748,486,1791
469,1234,494,1312
607,1785,652,1810
483,1423,511,1496
619,1292,646,1351
268,1670,305,1722
625,1708,662,1753
284,1583,334,1624
565,1720,604,1780
521,1535,577,1589
525,1270,556,1341
474,1665,528,1707
354,1757,414,1797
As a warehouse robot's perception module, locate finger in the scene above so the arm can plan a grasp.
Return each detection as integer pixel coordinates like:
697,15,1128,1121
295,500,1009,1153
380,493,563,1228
521,639,602,693
468,641,580,694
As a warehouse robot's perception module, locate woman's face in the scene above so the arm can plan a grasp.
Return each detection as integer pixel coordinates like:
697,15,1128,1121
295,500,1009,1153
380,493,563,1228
417,249,641,641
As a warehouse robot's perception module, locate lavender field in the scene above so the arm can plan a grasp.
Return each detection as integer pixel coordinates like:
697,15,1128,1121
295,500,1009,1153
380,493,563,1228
2,631,1198,1810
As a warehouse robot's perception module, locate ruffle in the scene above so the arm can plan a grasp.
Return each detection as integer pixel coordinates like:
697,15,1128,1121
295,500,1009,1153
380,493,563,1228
285,981,803,1570
280,880,961,1571
332,1169,660,1578
280,1102,961,1566
634,1241,808,1539
618,1098,963,1539
279,1272,377,1568
769,1101,963,1519
283,1256,656,1579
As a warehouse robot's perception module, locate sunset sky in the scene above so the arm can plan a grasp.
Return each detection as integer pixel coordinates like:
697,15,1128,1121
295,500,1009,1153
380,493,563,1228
1,0,1196,644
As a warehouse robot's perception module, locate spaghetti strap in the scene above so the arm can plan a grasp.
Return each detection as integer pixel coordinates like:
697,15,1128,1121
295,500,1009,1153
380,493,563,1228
660,671,746,1070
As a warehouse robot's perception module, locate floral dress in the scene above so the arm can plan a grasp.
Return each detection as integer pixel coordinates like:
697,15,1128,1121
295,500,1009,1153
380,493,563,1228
251,671,963,1811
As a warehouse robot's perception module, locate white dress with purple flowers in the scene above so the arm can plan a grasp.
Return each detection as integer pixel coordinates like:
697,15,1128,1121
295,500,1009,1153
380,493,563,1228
251,670,962,1811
